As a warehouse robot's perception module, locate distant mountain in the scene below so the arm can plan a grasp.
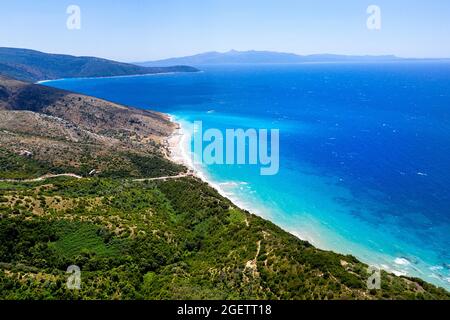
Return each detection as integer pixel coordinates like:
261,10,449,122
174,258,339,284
0,47,199,82
137,50,404,67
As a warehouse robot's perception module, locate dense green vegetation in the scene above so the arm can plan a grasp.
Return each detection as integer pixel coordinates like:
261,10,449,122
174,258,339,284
0,147,184,180
97,152,185,179
0,148,55,179
0,176,448,300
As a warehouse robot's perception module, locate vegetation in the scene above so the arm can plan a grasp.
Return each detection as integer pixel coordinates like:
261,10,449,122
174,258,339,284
0,177,448,300
0,148,53,179
0,147,183,180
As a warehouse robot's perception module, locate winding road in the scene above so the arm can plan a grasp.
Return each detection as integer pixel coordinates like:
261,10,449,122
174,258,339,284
0,172,192,183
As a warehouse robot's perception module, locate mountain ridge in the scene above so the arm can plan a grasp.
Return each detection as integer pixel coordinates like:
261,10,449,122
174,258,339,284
136,50,411,66
0,47,199,82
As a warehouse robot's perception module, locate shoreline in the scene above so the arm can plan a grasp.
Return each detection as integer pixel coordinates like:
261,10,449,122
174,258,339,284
35,70,201,85
165,114,450,291
166,114,327,247
25,73,450,290
166,115,264,217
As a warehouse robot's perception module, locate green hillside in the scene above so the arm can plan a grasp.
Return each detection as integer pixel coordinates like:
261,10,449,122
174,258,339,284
1,176,448,300
0,47,198,82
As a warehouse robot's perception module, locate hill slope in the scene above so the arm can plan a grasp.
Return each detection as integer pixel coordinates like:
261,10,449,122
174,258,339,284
138,50,403,66
0,47,198,82
0,76,182,179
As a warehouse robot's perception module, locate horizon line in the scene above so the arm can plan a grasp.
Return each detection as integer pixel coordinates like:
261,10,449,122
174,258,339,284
2,46,450,64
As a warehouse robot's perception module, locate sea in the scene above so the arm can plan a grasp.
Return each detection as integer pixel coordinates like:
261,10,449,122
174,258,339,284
43,62,450,289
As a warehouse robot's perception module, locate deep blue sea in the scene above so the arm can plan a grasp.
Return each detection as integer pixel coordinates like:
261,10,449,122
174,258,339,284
44,62,450,289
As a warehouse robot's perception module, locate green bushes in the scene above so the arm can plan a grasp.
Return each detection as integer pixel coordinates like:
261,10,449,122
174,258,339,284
49,222,120,259
0,148,51,179
0,176,448,300
98,152,185,179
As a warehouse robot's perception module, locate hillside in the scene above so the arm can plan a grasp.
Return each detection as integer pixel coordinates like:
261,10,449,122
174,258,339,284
0,77,448,300
0,76,182,179
137,50,403,66
0,48,199,82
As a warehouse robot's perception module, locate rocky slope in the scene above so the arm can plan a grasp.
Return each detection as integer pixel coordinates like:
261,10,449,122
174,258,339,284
0,76,182,179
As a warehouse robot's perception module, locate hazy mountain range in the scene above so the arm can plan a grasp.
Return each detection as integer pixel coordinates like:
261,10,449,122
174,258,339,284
136,50,410,67
0,47,199,82
1,48,444,83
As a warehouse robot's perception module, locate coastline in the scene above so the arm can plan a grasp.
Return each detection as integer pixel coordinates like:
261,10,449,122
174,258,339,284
35,71,198,85
166,114,321,245
165,114,450,291
34,72,450,290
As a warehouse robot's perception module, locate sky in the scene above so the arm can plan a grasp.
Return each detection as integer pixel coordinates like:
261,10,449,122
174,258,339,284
0,0,449,62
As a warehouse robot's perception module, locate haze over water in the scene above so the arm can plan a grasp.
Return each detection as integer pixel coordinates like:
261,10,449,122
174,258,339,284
45,62,450,289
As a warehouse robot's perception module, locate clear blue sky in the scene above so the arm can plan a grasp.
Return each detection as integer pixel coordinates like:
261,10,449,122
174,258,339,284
0,0,449,62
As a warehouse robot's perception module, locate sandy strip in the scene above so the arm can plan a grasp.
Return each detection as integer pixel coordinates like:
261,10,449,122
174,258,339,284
166,115,286,224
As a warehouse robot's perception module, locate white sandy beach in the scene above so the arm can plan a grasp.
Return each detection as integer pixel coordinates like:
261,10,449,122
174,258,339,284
167,115,270,213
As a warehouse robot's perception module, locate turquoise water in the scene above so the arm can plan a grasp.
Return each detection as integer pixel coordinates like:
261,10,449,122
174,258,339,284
44,63,450,289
